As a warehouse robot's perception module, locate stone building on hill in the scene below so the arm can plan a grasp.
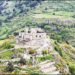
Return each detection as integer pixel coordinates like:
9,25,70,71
16,27,50,48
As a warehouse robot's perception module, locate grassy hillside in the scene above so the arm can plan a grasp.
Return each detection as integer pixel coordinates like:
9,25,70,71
0,38,75,74
0,1,75,46
53,40,75,75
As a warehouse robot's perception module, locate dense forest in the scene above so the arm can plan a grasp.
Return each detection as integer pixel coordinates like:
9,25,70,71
0,1,75,46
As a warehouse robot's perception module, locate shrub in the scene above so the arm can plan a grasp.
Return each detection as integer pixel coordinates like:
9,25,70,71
8,35,14,39
29,59,33,65
56,63,62,69
54,41,63,56
53,13,55,15
6,62,14,72
19,58,26,65
1,40,14,49
29,50,35,54
69,64,75,75
42,50,47,55
38,55,53,62
45,7,48,10
13,32,19,36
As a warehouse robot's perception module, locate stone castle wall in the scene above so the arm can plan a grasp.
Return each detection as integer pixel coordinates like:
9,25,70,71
16,28,49,47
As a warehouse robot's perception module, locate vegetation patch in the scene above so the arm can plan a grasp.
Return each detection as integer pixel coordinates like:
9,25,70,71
37,55,53,62
0,40,14,49
0,50,13,59
42,50,47,55
54,41,63,56
29,49,36,54
69,64,75,75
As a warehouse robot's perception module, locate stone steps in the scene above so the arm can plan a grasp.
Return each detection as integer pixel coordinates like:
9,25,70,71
39,62,55,69
41,66,57,73
47,70,60,74
39,60,51,65
38,60,60,74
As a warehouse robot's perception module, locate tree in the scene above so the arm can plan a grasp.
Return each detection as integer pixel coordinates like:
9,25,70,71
19,57,26,65
29,50,35,54
53,13,55,15
42,50,47,55
9,35,14,39
45,7,47,10
0,20,2,26
13,32,19,36
72,15,75,18
6,62,14,72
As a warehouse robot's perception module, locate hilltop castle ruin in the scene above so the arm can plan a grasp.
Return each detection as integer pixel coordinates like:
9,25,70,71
16,28,50,48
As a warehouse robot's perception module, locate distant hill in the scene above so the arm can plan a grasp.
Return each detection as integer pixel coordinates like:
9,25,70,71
0,1,75,46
